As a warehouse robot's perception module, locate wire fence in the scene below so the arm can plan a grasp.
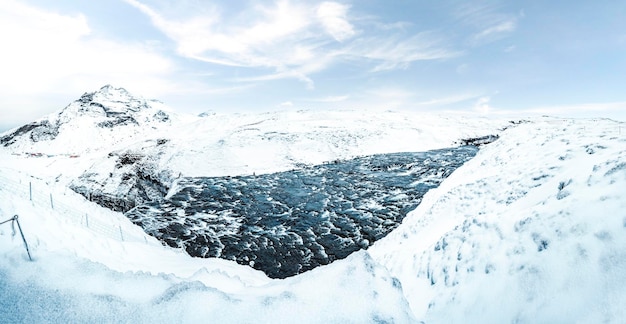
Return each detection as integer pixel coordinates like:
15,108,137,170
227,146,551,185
0,171,155,245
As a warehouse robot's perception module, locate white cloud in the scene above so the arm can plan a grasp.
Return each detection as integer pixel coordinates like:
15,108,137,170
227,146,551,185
125,0,313,68
0,1,173,88
0,0,179,129
415,94,479,106
454,3,517,46
474,96,491,114
456,63,469,74
126,0,460,87
317,2,355,42
306,95,350,103
346,33,462,72
471,20,516,45
504,45,516,52
278,101,294,107
368,88,415,100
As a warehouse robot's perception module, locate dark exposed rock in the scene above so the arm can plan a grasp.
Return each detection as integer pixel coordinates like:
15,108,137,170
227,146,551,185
116,152,144,167
0,120,59,146
458,135,499,146
153,110,170,122
97,115,138,128
71,185,135,212
78,91,94,103
71,150,173,213
1,123,40,146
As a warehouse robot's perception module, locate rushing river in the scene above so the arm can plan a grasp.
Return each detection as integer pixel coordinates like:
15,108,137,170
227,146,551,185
127,146,479,278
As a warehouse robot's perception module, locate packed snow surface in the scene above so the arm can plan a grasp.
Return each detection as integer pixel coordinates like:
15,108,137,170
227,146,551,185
1,86,625,322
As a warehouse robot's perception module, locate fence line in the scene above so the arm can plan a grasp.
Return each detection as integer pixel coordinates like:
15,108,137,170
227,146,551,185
0,172,154,245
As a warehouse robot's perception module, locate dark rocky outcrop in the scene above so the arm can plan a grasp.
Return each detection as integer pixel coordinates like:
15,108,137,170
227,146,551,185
458,135,499,146
71,149,173,212
0,120,59,146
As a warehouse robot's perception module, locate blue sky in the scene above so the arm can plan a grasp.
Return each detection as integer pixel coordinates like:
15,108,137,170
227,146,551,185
1,0,626,131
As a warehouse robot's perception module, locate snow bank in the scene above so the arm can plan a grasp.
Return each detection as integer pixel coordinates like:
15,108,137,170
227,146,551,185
0,250,414,323
370,117,626,322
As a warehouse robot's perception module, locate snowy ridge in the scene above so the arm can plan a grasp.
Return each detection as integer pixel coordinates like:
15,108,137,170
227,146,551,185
369,118,626,322
64,106,512,220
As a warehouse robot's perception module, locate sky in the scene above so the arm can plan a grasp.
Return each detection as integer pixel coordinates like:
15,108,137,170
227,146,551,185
1,0,626,132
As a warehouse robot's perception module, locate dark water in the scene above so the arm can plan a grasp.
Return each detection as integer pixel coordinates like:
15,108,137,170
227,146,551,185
127,146,478,278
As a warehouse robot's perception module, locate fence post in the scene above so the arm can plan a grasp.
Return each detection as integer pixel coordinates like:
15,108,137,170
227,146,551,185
85,214,89,228
119,225,124,241
14,216,33,261
29,182,32,201
50,193,54,209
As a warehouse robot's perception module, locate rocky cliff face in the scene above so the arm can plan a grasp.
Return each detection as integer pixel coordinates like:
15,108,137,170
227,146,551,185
70,138,175,212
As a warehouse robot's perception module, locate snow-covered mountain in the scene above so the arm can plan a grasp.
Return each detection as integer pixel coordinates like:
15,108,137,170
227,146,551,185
1,85,509,204
0,85,175,154
1,85,625,322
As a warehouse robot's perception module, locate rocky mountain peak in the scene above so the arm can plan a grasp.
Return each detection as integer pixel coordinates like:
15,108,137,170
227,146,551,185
0,85,171,148
71,85,149,117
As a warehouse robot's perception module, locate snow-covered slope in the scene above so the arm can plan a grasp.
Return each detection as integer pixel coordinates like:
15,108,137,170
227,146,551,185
369,117,626,322
1,86,509,181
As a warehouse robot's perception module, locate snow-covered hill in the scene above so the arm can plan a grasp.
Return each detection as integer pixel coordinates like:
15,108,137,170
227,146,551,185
1,85,511,280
